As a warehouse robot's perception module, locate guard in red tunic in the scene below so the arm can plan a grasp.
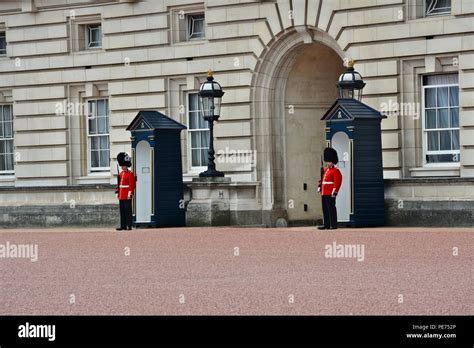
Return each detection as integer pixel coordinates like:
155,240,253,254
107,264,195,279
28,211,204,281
318,147,342,230
116,152,135,231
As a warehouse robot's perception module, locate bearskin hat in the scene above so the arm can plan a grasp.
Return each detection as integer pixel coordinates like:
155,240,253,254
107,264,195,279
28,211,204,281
117,152,132,167
323,147,339,165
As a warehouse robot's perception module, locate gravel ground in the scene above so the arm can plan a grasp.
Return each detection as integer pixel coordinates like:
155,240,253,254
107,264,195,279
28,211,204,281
0,227,472,315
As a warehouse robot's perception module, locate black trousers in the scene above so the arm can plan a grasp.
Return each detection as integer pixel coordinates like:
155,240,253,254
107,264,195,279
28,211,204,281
322,195,338,228
119,199,133,229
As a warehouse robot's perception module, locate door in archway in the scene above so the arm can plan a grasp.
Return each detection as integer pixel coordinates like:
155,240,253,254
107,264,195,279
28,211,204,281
331,132,351,222
284,43,344,223
136,140,152,223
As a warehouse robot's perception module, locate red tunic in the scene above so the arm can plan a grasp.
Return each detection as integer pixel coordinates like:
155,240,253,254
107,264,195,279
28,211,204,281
116,170,136,200
319,166,342,196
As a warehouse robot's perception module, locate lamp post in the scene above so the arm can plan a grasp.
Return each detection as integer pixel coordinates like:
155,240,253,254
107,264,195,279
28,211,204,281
337,59,366,101
198,70,225,178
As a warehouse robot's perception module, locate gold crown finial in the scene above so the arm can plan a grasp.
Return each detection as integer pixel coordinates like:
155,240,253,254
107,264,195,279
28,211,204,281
345,58,355,68
207,69,214,78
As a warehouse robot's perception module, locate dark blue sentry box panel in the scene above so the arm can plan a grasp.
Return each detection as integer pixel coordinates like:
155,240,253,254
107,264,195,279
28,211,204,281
321,98,386,227
127,111,186,228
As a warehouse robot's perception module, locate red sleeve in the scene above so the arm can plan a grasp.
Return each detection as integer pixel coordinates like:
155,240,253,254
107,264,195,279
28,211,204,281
129,172,136,193
334,169,342,193
115,172,121,194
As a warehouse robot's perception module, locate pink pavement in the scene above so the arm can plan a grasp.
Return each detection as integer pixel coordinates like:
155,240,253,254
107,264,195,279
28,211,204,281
0,227,472,315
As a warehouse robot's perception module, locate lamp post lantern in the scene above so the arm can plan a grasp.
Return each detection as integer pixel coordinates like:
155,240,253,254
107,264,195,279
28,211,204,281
337,59,366,101
198,70,225,178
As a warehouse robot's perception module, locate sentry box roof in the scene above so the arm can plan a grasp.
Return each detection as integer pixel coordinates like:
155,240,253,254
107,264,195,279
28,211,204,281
127,111,187,131
321,98,386,121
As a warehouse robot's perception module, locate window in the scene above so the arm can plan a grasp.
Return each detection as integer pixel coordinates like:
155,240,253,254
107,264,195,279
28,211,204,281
422,74,459,164
87,99,109,172
187,14,205,40
187,93,209,169
0,105,14,174
425,0,451,16
69,16,102,52
0,31,6,55
171,8,205,43
86,24,102,49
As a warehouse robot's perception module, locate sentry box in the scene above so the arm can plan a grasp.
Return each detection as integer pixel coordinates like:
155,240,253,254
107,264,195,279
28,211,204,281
321,99,386,228
127,111,186,228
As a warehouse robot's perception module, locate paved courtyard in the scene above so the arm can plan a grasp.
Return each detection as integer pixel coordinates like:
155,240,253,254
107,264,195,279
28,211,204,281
0,227,472,315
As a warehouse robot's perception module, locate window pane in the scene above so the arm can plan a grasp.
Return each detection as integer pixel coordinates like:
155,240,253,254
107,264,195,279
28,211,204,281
452,130,460,150
424,74,458,86
91,150,100,168
88,115,97,135
450,109,459,128
437,87,448,107
425,88,436,108
449,86,459,106
99,150,109,167
439,130,451,150
0,32,6,54
189,94,198,112
200,149,208,166
5,139,13,154
201,130,210,148
88,25,102,47
191,132,201,148
0,140,4,153
425,110,437,129
99,135,109,150
189,112,198,130
198,113,207,129
97,100,107,116
0,154,4,171
191,149,200,167
426,0,451,15
4,121,12,138
427,154,457,163
97,116,107,134
90,137,99,150
5,152,13,171
3,105,12,122
438,109,449,128
427,131,439,151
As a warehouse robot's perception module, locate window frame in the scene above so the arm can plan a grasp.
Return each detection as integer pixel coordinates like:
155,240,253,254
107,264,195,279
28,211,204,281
86,23,102,49
0,31,6,56
0,104,14,175
86,99,110,174
421,77,460,167
187,92,209,172
186,13,205,41
424,0,451,17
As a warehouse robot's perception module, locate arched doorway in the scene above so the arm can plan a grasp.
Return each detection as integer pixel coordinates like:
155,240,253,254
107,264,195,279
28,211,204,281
284,43,344,223
252,28,345,226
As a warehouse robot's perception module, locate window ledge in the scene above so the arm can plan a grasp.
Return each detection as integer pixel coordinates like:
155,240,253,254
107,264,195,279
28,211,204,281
71,49,105,55
172,39,208,47
0,175,15,184
76,174,111,185
409,166,460,177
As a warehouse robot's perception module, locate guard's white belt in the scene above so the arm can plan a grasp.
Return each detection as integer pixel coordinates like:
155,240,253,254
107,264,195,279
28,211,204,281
119,185,129,188
322,181,334,184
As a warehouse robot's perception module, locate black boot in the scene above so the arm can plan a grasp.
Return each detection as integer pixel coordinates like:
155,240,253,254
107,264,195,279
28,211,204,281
318,226,329,230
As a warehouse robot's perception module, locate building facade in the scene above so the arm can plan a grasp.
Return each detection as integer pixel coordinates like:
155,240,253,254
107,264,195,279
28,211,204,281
0,0,473,227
